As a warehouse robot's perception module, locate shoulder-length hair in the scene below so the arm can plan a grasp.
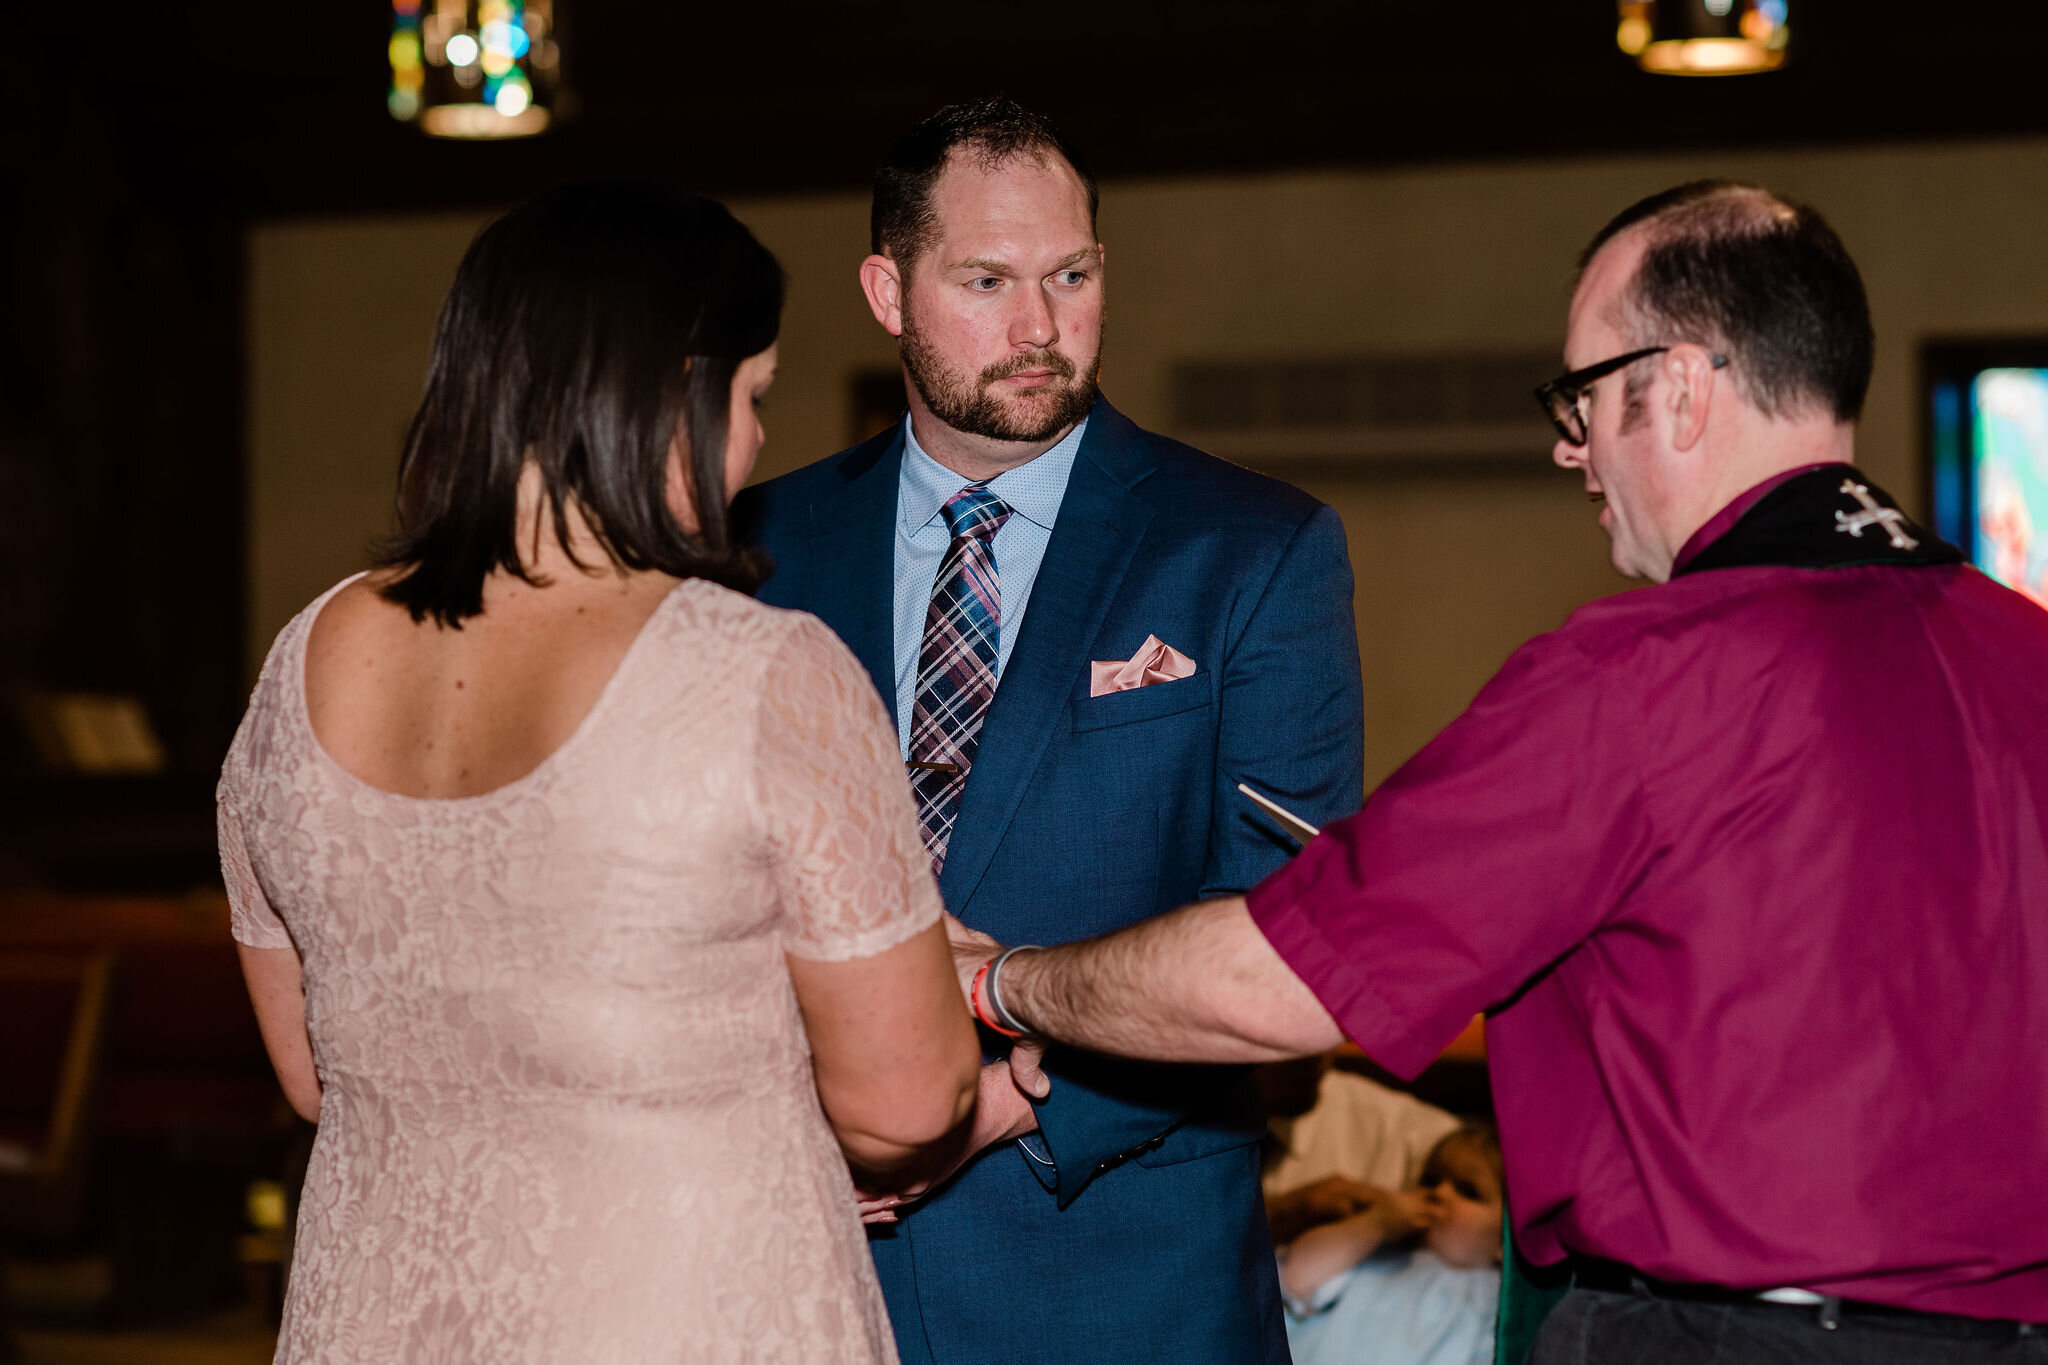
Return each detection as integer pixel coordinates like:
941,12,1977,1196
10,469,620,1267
374,180,784,626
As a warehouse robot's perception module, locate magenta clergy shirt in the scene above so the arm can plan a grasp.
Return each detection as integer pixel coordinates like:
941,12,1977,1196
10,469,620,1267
1248,467,2048,1320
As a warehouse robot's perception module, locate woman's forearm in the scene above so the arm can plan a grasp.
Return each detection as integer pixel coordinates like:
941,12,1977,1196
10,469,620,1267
834,1093,976,1181
238,942,322,1123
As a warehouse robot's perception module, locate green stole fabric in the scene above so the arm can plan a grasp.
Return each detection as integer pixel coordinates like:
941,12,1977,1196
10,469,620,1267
1493,1200,1571,1365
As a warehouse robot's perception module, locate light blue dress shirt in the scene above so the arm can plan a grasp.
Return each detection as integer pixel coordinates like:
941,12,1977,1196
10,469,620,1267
892,414,1088,756
1283,1249,1499,1365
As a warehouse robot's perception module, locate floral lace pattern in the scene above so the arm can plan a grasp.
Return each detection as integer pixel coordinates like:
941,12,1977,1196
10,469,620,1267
219,577,940,1363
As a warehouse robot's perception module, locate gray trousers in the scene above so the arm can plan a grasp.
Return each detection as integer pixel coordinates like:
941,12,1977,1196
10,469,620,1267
1531,1287,2048,1365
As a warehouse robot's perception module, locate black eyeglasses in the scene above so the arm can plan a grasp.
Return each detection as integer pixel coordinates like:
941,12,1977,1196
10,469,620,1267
1534,346,1728,446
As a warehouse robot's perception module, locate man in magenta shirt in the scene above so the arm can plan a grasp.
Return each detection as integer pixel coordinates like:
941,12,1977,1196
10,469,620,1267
952,182,2048,1362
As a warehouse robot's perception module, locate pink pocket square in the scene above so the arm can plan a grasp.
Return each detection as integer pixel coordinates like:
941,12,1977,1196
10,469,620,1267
1090,635,1197,697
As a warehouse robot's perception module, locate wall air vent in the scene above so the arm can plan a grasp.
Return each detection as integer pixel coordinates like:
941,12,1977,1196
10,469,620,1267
1168,352,1561,472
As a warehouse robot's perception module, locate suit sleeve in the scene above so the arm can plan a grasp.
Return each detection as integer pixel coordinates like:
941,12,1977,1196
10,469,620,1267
1024,504,1365,1206
730,481,806,612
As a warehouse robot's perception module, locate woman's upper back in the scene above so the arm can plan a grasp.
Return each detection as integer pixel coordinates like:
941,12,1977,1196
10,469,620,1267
218,572,940,1099
303,568,684,802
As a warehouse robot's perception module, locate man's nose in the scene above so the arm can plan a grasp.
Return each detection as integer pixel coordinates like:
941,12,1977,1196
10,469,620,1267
1010,284,1058,350
1552,437,1585,470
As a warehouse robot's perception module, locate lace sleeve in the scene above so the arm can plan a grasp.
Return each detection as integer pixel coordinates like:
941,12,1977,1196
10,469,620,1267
217,781,293,950
757,613,943,962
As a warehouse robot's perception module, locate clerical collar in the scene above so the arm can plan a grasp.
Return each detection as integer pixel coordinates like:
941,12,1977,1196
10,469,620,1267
1671,464,1963,578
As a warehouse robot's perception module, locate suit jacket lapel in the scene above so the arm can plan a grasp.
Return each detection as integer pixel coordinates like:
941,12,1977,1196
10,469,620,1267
940,401,1158,913
807,430,903,723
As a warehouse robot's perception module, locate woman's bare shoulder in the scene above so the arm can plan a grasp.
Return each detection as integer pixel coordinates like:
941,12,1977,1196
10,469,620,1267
300,572,434,702
327,570,410,616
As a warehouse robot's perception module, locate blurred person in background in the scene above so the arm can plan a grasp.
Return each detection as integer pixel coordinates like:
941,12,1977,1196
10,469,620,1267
951,181,2048,1364
1258,1053,1460,1247
1278,1125,1504,1365
737,97,1363,1365
221,181,980,1363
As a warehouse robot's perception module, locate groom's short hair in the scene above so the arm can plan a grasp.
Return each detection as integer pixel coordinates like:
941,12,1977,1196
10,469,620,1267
870,96,1097,277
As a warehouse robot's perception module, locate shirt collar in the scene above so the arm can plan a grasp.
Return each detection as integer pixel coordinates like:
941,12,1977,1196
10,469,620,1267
898,413,1089,536
1670,461,1850,575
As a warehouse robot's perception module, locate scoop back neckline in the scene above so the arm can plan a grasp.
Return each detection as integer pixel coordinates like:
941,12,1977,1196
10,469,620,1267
294,572,695,806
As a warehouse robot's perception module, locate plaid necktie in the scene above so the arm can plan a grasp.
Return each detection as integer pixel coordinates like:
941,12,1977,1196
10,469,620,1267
908,484,1014,872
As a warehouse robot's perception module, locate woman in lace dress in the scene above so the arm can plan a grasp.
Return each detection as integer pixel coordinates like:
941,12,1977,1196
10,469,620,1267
220,183,982,1363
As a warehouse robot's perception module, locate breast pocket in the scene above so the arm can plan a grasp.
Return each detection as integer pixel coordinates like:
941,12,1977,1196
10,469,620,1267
1068,673,1214,733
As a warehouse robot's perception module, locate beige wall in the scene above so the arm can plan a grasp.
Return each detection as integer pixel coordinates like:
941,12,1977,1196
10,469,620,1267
248,137,2048,785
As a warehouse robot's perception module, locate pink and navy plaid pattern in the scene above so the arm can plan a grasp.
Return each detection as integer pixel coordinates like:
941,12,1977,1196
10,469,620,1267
908,484,1013,871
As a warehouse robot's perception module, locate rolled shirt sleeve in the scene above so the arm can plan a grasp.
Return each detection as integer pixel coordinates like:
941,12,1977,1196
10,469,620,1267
1247,628,1658,1079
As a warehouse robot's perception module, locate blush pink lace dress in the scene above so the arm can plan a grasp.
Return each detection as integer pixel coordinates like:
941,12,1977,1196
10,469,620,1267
218,576,940,1364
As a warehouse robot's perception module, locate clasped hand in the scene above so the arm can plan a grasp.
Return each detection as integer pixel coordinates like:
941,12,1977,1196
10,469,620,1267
852,915,1051,1226
942,912,1048,1100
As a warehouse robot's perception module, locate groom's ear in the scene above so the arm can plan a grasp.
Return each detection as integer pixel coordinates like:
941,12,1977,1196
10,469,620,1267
859,254,905,337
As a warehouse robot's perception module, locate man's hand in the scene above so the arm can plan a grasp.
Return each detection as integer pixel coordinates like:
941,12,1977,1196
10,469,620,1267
942,913,1050,1100
943,912,1001,1004
855,1057,1043,1223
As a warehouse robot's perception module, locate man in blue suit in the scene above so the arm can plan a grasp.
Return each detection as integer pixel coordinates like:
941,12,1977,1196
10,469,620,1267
735,98,1363,1365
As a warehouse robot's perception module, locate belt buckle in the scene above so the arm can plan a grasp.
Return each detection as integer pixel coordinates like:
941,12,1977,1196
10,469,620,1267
1754,1290,1841,1332
1755,1288,1826,1307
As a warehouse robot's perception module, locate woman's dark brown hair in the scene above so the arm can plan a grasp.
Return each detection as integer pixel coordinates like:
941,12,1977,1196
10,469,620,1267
375,180,784,626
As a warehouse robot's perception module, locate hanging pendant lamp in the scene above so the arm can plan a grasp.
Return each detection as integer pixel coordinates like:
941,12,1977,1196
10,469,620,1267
390,0,562,139
1617,0,1790,75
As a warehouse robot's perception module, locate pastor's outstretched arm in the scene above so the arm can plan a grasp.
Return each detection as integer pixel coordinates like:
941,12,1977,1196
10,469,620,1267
957,897,1346,1066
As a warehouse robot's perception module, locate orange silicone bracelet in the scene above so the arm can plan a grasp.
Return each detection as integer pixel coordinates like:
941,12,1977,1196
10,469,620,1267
970,958,1025,1038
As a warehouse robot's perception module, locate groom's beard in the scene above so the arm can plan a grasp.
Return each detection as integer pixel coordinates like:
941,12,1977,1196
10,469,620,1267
899,307,1102,445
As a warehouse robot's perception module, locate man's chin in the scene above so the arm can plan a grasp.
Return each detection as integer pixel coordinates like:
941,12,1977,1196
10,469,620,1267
1609,546,1659,583
982,384,1093,442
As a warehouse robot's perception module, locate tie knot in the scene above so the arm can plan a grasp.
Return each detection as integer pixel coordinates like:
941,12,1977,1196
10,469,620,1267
941,484,1012,541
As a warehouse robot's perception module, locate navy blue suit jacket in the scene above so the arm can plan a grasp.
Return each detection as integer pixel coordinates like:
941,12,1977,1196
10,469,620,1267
734,399,1364,1365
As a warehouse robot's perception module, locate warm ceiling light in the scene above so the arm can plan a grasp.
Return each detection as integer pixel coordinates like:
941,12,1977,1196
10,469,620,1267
390,0,562,139
1618,0,1789,75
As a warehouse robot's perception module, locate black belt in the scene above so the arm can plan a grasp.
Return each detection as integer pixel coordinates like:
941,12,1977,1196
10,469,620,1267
1567,1257,2040,1341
